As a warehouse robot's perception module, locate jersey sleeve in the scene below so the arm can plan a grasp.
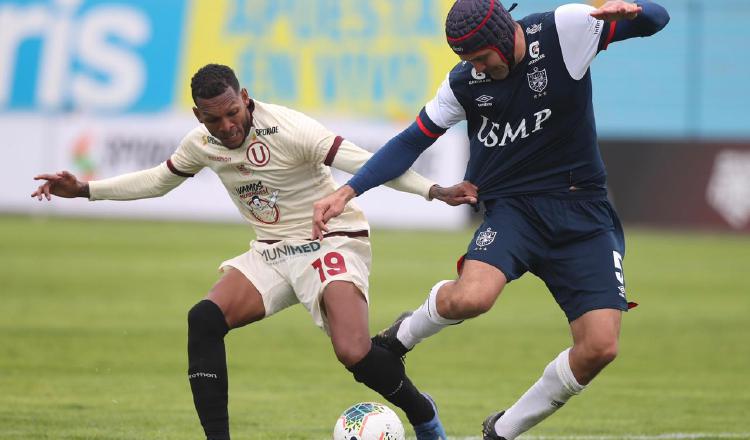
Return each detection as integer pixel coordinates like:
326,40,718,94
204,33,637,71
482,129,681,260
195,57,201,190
90,132,204,200
88,163,187,200
330,139,435,200
600,1,670,48
554,3,606,80
423,74,466,131
167,131,206,177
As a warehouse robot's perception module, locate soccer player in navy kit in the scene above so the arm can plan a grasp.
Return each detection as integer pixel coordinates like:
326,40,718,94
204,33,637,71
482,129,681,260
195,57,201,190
313,1,669,439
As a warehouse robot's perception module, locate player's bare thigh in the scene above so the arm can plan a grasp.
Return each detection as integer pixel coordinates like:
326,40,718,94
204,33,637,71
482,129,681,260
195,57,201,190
321,280,371,367
437,259,508,319
206,268,266,329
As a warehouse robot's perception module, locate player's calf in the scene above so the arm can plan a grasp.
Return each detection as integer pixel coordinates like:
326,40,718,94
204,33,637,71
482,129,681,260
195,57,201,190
187,300,231,440
390,280,464,351
347,343,436,428
489,348,584,440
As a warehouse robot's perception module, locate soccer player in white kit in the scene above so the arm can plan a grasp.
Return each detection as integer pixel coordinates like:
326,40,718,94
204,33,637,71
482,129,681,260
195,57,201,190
31,64,477,440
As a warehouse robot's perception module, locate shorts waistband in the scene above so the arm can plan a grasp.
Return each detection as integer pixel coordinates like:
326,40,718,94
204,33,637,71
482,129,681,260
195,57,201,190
483,188,608,209
257,230,369,245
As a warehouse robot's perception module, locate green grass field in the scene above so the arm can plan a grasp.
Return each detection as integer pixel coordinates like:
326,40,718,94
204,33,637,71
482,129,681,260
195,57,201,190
1,215,748,439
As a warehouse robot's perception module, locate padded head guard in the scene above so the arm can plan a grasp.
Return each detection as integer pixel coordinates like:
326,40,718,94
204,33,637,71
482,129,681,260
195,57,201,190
445,0,517,69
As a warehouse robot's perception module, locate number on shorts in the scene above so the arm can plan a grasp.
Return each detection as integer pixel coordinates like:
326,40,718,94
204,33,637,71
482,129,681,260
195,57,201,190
613,251,624,284
311,252,348,282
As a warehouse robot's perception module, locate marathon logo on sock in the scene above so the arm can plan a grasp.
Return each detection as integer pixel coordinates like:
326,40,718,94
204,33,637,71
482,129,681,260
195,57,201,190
188,372,218,380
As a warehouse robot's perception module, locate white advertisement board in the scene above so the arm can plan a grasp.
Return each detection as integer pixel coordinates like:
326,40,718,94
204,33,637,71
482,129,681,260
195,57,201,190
2,113,470,229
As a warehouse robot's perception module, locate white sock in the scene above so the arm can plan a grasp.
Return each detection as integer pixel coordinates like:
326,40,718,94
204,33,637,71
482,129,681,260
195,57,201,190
494,348,585,440
396,280,461,349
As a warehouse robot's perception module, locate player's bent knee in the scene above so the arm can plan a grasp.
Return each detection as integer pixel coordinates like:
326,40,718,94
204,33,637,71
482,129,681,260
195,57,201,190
580,340,619,367
333,338,371,367
188,300,229,339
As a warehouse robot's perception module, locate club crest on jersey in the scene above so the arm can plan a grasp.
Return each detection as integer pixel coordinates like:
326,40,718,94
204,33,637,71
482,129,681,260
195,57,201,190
474,228,497,249
246,141,271,167
527,67,548,93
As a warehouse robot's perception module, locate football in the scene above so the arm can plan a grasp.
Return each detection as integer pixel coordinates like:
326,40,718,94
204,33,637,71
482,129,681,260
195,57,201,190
332,402,405,440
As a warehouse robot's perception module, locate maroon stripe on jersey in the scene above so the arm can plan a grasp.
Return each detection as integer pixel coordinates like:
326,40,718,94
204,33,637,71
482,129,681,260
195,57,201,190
603,21,617,50
324,136,344,166
447,0,494,43
416,115,441,139
166,159,194,177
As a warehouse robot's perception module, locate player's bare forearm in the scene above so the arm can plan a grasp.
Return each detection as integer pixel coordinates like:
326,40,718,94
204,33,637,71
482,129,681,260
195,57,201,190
311,185,357,240
31,171,90,201
590,1,642,20
429,181,478,206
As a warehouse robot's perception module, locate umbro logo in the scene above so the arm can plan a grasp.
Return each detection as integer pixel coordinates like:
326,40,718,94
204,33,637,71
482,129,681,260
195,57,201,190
475,95,494,107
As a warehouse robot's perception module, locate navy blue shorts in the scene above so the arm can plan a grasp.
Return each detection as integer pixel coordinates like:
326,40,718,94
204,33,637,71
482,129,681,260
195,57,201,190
465,193,629,322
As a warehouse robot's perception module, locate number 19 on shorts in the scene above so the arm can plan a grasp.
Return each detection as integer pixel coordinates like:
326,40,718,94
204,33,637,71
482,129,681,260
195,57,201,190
312,252,348,282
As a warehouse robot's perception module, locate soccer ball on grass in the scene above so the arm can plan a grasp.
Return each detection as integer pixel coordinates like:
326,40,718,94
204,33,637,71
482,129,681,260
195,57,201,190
332,402,405,440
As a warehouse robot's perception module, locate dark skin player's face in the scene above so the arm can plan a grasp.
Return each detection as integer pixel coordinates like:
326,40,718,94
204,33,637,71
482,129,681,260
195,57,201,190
193,87,252,149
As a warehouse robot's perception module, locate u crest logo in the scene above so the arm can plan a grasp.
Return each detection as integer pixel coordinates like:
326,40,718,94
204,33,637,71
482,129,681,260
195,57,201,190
246,142,271,167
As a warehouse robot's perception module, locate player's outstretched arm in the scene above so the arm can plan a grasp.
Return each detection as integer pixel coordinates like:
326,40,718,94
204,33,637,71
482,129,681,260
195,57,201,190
591,1,669,38
312,185,357,240
31,171,89,201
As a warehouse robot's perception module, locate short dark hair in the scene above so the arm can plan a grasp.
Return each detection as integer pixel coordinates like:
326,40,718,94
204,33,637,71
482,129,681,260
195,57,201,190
190,64,240,103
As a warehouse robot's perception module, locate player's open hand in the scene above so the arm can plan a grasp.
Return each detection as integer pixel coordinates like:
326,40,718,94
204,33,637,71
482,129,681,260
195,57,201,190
429,181,478,206
31,170,88,201
590,0,642,20
312,185,357,240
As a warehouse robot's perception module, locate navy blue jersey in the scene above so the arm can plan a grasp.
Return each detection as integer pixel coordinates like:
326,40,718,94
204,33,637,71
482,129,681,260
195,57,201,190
421,5,614,200
346,2,668,201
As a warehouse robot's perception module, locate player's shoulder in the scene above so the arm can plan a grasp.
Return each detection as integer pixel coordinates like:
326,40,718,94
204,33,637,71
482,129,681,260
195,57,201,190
181,125,218,149
446,60,483,93
253,100,319,132
254,100,308,122
552,3,601,34
519,10,555,31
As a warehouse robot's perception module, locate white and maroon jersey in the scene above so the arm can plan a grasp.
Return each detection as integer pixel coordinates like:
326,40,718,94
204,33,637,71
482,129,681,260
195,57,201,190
167,100,369,239
89,100,433,239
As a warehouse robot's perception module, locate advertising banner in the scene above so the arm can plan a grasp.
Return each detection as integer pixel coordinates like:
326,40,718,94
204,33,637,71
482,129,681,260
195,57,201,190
602,141,750,232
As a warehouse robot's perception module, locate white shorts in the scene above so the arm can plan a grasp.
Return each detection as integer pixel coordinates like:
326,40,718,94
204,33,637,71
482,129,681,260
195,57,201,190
219,236,372,333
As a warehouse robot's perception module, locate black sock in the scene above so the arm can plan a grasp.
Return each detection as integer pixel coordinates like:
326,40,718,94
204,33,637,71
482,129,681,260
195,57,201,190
348,343,434,425
188,300,230,440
